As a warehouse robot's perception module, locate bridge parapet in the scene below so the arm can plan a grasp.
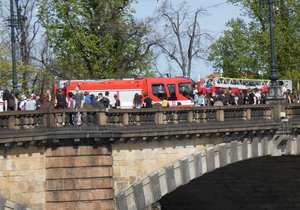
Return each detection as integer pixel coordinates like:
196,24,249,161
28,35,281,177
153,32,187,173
1,104,297,130
0,104,299,148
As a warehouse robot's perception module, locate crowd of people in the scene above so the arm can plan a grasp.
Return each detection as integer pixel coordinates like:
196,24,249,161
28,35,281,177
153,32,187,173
193,87,296,106
0,85,153,112
0,85,297,113
0,89,51,112
54,85,153,110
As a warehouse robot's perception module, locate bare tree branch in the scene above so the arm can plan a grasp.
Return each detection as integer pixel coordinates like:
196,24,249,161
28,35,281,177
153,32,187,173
151,0,212,78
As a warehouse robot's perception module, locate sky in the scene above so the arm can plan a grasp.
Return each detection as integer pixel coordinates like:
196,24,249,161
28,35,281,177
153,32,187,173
132,0,244,80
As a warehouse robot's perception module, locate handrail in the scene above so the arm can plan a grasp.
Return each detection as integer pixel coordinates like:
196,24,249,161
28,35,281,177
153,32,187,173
0,104,281,130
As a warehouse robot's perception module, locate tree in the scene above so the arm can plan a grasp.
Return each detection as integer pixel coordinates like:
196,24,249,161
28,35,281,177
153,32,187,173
208,19,268,78
37,0,154,79
0,40,12,88
0,0,42,94
208,0,300,82
16,0,41,94
152,0,212,78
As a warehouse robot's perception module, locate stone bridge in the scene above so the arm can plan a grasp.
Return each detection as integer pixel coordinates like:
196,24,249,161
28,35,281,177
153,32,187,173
0,103,299,209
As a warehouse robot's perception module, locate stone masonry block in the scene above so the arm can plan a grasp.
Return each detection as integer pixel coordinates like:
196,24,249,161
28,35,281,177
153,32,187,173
46,178,113,191
262,137,269,156
115,192,128,210
252,137,259,158
286,139,292,155
165,164,176,193
14,204,26,210
218,143,227,167
206,147,215,173
180,158,190,185
0,196,5,210
296,135,300,155
46,189,114,202
149,172,161,202
46,156,112,168
230,141,238,164
46,167,112,179
46,145,111,157
5,200,15,208
193,152,202,178
132,181,146,210
46,201,114,210
242,139,248,160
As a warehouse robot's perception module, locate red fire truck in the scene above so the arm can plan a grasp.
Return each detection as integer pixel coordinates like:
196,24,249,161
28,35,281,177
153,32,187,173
197,77,292,94
55,77,194,108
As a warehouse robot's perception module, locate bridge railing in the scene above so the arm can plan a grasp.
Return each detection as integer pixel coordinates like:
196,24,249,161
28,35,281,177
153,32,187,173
285,104,300,119
0,104,280,130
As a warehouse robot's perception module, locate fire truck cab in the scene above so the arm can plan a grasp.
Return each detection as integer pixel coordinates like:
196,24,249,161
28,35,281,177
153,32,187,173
55,77,194,108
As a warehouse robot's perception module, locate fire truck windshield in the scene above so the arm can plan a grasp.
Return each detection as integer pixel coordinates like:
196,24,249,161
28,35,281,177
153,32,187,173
179,82,192,97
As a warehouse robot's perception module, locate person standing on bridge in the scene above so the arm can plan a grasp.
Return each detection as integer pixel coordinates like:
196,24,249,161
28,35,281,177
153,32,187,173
68,92,76,126
143,92,152,108
133,93,142,109
19,95,27,111
75,85,84,109
293,91,300,104
194,90,205,106
247,89,257,105
55,89,67,126
0,95,3,112
74,85,84,125
26,95,36,111
3,89,16,111
113,94,121,109
260,92,267,104
102,91,111,109
283,89,292,104
55,89,68,109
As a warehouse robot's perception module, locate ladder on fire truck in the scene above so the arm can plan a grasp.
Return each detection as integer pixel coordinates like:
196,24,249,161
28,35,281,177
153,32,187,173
202,77,292,91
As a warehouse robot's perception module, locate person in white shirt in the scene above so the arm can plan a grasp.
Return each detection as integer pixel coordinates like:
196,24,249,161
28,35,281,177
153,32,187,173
26,95,36,110
0,96,3,112
19,95,27,110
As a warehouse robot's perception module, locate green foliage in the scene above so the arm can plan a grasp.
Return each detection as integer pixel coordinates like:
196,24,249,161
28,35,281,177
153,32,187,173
18,63,39,91
0,61,12,89
208,0,300,82
37,0,154,79
0,42,13,89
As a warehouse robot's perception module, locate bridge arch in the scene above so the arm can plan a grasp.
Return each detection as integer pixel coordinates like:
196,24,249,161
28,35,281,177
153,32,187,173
115,136,300,210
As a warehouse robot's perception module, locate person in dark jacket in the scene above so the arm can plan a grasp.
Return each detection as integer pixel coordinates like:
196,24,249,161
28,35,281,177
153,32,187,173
143,92,152,108
113,94,121,109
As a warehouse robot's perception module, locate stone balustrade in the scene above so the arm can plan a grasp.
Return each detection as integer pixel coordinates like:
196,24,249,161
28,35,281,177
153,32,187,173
1,104,297,130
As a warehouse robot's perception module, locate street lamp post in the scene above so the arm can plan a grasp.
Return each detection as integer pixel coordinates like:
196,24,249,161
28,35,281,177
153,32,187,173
9,0,19,95
262,0,286,123
266,0,282,99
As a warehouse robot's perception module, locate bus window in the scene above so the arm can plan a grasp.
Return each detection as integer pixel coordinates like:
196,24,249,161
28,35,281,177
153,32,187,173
167,84,177,100
179,82,192,98
152,84,167,100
